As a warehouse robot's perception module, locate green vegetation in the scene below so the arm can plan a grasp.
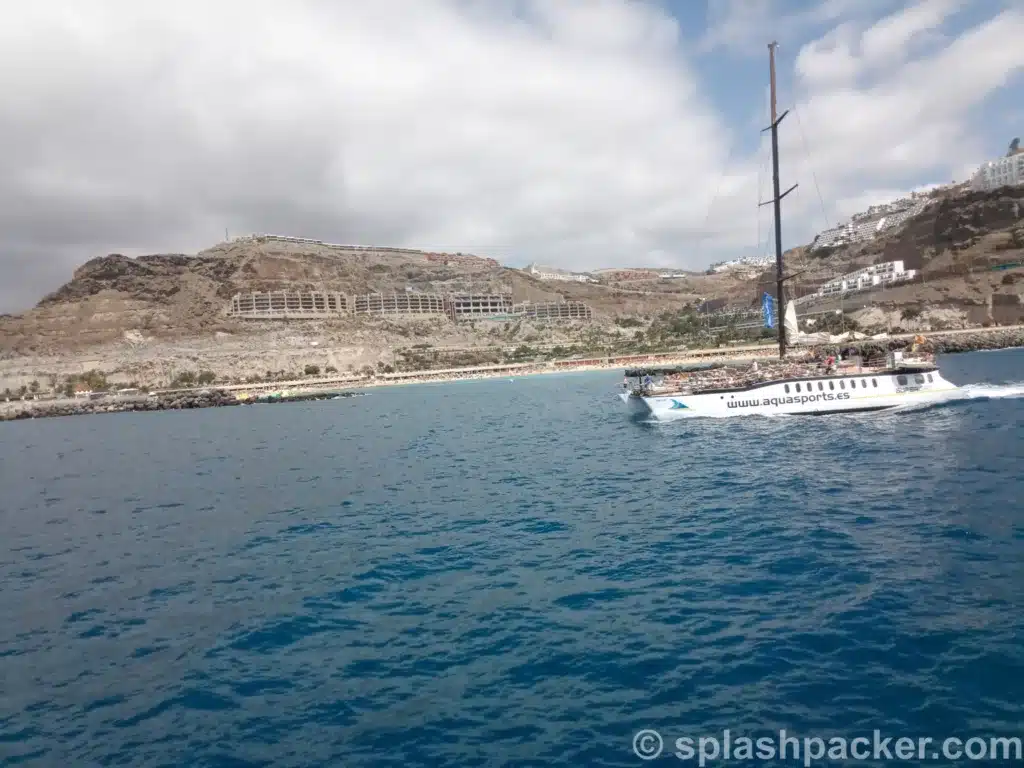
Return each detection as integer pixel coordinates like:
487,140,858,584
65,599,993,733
613,316,645,328
62,369,109,396
812,312,860,334
303,364,321,376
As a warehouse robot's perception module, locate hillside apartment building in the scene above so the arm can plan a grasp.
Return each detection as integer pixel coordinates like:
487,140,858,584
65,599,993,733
971,143,1024,192
817,261,917,298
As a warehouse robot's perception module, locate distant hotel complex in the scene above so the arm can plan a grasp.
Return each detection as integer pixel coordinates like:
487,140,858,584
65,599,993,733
971,138,1024,192
708,256,773,273
816,260,917,297
525,263,592,283
227,291,592,323
808,196,930,253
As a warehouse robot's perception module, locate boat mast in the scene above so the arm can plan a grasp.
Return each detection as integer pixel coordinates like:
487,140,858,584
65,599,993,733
763,41,797,360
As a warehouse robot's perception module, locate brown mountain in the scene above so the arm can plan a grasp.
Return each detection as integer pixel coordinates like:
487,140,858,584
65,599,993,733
0,186,1021,387
0,236,722,361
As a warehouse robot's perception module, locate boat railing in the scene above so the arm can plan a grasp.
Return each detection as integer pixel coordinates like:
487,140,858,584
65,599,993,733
627,358,918,397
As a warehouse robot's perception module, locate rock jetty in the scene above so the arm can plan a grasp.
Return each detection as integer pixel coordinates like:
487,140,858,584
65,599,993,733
832,327,1024,358
0,388,369,422
0,389,239,422
917,327,1024,354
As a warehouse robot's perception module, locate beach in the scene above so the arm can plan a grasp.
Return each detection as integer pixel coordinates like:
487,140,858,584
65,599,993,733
3,325,1023,421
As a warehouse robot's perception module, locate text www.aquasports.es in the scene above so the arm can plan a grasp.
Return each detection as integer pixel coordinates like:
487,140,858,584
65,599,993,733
727,392,852,408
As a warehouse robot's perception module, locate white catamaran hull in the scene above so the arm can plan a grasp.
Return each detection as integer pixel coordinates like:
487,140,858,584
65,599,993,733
623,368,957,419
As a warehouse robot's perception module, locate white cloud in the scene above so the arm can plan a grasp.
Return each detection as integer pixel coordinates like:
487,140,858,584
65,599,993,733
858,0,958,66
0,0,739,310
773,4,1024,236
0,0,1021,312
700,0,899,55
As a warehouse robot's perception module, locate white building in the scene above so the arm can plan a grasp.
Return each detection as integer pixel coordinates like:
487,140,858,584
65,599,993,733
818,261,917,298
971,152,1024,192
525,263,591,282
709,256,773,273
809,197,929,252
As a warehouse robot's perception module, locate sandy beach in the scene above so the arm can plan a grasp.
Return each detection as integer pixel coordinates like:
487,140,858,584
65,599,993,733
3,326,1023,421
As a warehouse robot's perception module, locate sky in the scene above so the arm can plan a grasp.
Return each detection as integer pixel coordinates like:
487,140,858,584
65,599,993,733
1,0,1022,312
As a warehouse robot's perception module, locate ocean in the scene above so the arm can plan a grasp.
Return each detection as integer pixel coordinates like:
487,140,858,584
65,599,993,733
1,349,1023,767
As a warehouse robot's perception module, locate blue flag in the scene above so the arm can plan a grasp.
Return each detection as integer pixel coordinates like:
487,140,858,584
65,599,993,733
762,292,775,329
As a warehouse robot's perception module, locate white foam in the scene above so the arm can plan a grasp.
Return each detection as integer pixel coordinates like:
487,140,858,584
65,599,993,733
884,382,1024,414
954,382,1024,400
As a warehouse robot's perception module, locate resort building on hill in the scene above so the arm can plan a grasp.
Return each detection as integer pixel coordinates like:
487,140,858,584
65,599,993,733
809,196,930,252
525,263,592,282
708,256,773,274
816,261,917,298
226,291,592,323
971,151,1024,192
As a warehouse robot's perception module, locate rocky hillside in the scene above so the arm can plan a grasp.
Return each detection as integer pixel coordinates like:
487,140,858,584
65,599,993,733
746,186,1024,327
0,238,720,357
806,185,1024,276
1,186,1022,363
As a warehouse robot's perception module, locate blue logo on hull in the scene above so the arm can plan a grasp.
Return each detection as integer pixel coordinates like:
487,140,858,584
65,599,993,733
670,400,689,409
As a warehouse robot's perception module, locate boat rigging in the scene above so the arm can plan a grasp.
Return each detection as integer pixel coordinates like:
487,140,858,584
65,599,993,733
616,43,959,419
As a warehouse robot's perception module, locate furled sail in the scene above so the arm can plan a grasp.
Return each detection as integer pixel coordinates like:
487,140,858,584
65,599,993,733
783,300,799,340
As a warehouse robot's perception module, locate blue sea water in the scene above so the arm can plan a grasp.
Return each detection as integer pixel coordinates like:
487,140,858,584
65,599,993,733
1,349,1024,767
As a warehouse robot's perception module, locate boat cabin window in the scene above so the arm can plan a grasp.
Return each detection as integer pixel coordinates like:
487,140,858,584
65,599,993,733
914,374,925,384
926,374,933,382
839,380,845,389
897,375,908,386
818,382,823,391
785,384,790,393
872,378,878,387
795,383,802,392
828,381,835,390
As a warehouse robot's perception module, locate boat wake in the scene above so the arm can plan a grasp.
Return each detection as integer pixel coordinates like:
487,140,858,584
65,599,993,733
955,381,1024,400
887,381,1024,414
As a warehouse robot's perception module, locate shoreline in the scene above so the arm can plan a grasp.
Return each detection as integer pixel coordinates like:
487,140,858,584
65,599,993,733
2,328,1022,422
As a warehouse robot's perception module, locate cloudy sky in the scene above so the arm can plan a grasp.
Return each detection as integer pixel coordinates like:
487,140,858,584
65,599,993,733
1,0,1022,311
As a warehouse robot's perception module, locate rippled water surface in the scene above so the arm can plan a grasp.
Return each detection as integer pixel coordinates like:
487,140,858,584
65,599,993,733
2,349,1024,767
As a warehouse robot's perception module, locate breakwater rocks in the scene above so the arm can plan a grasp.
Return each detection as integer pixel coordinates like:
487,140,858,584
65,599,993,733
0,388,369,422
922,328,1024,354
835,328,1024,358
245,391,366,405
1,389,240,421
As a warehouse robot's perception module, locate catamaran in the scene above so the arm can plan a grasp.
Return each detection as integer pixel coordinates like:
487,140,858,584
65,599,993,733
620,42,958,419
